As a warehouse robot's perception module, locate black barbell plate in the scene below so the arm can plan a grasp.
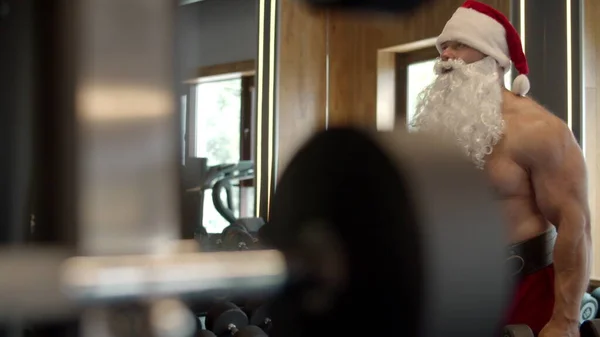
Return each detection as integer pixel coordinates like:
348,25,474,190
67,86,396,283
262,127,512,337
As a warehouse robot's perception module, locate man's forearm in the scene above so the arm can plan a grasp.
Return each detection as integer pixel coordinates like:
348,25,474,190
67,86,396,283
552,219,592,325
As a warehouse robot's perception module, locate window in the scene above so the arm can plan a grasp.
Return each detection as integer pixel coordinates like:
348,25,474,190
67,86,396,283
395,47,440,126
406,59,437,125
195,78,242,233
191,73,255,234
195,78,242,165
401,50,514,127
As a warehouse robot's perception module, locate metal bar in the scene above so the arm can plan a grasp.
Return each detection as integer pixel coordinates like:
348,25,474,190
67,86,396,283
179,0,206,5
570,0,584,146
61,249,286,303
255,0,279,220
272,0,281,190
33,0,79,247
75,0,180,256
186,84,198,158
28,2,82,336
0,248,286,321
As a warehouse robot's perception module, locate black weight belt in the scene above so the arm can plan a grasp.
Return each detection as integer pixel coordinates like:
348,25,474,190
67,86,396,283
507,226,557,279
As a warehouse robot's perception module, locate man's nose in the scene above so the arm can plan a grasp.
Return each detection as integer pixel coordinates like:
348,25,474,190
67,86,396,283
440,48,454,61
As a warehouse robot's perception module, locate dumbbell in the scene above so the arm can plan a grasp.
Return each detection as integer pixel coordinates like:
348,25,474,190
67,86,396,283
196,315,227,336
243,299,272,335
592,288,600,318
197,330,217,337
582,292,600,322
235,218,266,235
249,304,272,334
228,325,267,337
581,319,600,337
219,223,257,251
504,319,600,337
503,324,534,337
205,301,267,337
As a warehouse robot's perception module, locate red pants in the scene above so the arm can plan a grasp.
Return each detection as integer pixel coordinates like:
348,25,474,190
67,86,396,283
504,265,556,335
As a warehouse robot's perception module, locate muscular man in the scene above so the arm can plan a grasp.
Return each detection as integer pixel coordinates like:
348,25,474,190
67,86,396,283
409,1,592,336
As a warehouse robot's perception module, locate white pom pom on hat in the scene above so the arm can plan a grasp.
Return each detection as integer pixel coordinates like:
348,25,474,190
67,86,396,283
436,0,530,96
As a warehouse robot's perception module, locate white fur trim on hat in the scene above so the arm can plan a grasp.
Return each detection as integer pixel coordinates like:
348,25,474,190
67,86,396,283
511,74,530,96
436,7,510,71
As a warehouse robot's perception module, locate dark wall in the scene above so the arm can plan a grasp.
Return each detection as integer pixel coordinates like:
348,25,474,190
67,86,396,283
175,0,258,84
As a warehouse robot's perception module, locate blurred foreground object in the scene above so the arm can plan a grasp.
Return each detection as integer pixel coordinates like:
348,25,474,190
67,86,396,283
261,127,511,337
0,127,512,337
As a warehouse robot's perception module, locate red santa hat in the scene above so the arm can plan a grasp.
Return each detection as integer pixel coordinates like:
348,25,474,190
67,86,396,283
436,0,530,96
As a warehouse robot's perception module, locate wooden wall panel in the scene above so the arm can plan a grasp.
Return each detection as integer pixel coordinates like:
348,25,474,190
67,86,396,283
583,0,600,279
276,0,328,177
327,0,509,127
276,0,510,176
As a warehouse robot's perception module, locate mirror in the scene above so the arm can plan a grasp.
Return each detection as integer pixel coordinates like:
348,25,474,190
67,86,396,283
175,0,260,242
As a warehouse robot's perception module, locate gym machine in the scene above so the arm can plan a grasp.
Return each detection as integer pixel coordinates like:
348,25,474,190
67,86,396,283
183,160,265,252
209,163,266,251
183,159,255,238
1,1,599,337
210,161,254,225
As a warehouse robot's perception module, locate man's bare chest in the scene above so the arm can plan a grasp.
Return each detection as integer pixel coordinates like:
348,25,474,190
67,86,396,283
484,148,531,198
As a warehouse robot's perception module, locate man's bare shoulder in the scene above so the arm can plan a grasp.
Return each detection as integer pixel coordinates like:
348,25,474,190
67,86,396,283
503,93,577,164
504,94,569,138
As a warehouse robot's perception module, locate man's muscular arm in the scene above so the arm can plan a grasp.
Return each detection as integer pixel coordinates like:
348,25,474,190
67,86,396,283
522,115,591,330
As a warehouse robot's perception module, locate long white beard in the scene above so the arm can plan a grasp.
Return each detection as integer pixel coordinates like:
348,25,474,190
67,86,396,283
409,56,504,170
